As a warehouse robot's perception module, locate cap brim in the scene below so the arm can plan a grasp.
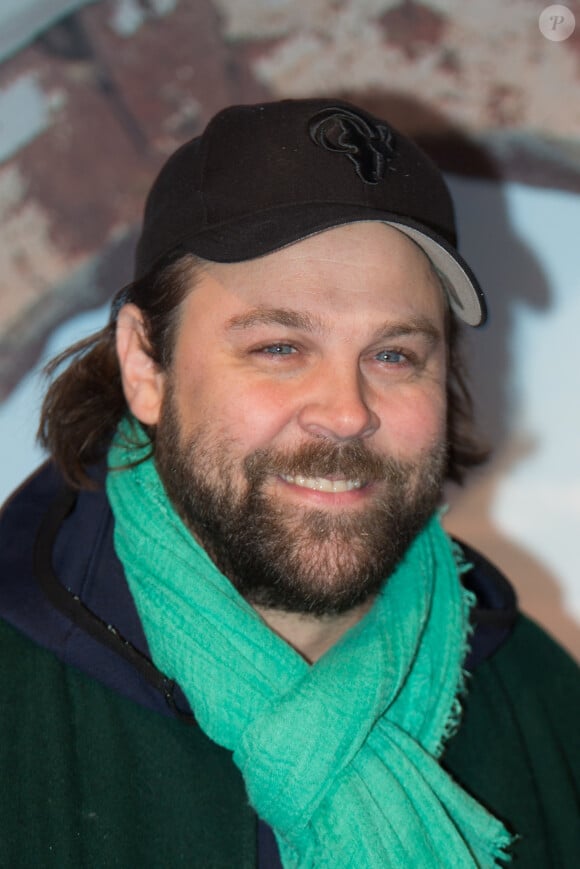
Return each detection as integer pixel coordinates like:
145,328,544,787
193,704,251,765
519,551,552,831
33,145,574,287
170,203,487,327
385,222,486,327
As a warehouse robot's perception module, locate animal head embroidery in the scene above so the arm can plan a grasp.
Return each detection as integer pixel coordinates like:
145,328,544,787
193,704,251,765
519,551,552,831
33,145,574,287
308,107,396,184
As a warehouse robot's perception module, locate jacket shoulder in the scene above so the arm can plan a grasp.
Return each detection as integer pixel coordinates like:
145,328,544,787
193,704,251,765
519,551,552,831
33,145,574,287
444,613,580,864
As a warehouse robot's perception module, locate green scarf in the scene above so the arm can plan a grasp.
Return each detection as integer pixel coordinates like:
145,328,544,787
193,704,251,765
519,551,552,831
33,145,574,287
107,421,514,868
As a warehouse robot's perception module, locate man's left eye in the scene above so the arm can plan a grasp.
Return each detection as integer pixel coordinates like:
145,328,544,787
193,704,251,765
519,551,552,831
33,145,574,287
375,349,407,364
259,344,296,356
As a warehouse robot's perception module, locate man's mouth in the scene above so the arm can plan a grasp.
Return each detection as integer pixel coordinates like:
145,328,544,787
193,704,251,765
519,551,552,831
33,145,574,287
279,474,366,493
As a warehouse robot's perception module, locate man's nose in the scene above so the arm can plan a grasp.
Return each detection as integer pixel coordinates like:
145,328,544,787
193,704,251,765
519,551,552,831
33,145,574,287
296,361,380,442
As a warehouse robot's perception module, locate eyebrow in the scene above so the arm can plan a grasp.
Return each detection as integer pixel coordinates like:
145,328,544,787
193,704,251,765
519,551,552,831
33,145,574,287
225,307,325,333
370,318,441,345
225,306,441,344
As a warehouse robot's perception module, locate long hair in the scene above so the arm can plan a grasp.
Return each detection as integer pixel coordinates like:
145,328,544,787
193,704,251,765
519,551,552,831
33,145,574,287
38,253,487,488
38,255,202,488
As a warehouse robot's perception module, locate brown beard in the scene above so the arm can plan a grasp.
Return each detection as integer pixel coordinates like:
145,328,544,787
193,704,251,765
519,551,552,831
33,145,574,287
154,384,447,616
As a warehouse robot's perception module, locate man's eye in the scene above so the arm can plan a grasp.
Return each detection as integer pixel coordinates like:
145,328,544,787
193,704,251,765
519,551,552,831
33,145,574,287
375,349,407,364
258,344,296,356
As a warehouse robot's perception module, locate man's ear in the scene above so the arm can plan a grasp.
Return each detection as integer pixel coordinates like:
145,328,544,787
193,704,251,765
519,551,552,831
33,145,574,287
116,304,165,425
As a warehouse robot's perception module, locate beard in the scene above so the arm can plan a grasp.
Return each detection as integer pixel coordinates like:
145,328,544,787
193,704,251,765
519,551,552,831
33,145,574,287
154,385,447,616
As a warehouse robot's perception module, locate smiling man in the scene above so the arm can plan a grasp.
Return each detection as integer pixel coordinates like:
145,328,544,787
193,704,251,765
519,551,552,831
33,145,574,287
1,99,579,867
121,222,449,657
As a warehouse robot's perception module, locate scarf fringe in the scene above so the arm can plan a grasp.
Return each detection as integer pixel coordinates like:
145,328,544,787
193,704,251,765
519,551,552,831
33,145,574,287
434,545,478,758
491,831,519,867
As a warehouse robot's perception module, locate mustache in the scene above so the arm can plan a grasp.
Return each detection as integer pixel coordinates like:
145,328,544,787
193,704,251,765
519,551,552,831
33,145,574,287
244,439,417,484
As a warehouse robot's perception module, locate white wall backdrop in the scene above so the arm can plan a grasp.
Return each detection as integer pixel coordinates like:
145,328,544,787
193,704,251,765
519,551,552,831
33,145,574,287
1,174,579,658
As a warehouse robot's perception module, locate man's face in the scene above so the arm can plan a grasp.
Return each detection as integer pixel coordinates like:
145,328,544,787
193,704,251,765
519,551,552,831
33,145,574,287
153,222,448,615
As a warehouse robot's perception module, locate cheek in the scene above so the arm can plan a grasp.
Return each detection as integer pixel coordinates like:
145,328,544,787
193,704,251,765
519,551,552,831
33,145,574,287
175,366,296,449
376,387,447,457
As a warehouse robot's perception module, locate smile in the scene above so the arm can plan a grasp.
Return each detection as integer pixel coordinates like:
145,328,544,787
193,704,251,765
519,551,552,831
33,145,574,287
279,474,365,493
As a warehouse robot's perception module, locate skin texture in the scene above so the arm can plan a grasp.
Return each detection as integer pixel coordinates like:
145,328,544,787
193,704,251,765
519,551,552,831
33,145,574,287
116,222,448,661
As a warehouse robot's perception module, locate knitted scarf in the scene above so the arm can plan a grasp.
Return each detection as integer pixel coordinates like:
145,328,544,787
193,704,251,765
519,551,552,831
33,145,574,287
107,422,514,868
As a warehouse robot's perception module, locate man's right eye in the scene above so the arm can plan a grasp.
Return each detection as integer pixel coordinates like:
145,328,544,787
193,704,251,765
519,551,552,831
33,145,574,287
256,344,297,356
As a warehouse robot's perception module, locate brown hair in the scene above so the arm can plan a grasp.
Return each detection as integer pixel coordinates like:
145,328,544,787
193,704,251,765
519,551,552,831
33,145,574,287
38,255,202,488
445,311,489,480
39,253,487,488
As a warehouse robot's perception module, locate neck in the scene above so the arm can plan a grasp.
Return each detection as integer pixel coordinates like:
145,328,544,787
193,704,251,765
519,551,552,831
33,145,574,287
254,598,376,663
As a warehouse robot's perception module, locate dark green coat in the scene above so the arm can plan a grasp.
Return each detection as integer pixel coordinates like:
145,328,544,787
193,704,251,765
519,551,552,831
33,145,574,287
1,614,579,867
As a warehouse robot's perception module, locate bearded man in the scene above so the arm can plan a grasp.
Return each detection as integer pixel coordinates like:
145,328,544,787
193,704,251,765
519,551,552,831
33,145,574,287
0,99,578,868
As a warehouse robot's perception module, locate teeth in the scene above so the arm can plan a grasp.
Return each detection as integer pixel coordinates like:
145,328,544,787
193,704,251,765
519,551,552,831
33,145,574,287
280,474,364,493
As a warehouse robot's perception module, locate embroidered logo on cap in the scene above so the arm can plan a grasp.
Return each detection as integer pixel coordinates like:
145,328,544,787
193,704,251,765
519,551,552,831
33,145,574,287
308,107,396,185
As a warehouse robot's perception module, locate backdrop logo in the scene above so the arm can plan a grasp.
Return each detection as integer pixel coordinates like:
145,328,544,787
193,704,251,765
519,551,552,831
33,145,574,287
538,5,576,40
308,107,396,184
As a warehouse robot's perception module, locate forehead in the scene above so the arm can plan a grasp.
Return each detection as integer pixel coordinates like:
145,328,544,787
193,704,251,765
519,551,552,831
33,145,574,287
180,222,447,331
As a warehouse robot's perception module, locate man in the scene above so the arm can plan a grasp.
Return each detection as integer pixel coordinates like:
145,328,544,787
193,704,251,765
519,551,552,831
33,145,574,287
0,98,578,867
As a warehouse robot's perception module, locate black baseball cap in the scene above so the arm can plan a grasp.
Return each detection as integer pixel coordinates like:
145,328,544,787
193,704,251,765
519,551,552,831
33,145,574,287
134,98,486,326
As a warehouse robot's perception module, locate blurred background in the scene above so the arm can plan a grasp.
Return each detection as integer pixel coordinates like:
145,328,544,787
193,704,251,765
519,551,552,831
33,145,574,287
1,0,579,657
